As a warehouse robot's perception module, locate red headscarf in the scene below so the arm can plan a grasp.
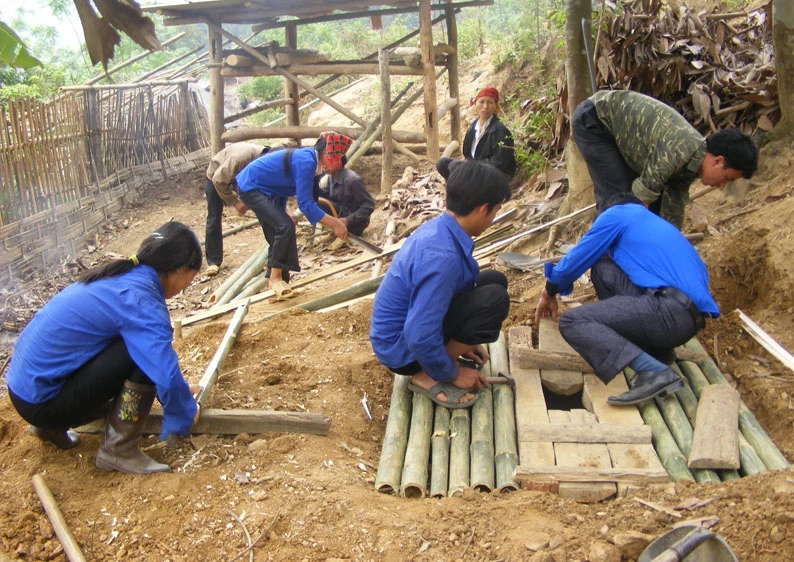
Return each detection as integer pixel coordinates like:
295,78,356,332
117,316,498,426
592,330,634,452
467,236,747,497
319,131,353,169
474,87,500,103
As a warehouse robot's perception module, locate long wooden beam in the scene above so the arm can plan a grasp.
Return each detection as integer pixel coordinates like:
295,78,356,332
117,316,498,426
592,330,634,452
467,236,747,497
514,466,671,484
519,424,653,444
220,62,425,78
222,125,425,144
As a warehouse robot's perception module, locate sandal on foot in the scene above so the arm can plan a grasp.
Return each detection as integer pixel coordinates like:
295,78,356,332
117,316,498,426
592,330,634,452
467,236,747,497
408,382,480,409
271,280,298,301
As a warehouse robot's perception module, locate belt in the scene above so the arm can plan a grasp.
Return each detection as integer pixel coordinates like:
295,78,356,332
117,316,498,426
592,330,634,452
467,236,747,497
656,287,706,331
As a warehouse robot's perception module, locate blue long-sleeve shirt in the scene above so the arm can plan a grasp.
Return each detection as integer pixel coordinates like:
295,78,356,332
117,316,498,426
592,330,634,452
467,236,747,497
545,202,719,317
6,265,197,439
235,146,326,224
370,213,479,382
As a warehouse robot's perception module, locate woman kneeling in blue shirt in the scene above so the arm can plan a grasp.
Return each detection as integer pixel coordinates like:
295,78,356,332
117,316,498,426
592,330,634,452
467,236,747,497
6,221,202,474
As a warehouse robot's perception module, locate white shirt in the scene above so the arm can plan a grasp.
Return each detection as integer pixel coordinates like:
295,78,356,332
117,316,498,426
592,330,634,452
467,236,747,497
470,115,493,158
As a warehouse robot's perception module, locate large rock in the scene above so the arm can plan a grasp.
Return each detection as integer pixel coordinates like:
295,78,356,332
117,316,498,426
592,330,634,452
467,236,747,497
612,530,656,560
588,540,622,562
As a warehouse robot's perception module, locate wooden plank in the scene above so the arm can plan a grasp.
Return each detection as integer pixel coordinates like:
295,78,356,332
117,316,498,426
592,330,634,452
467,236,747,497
582,374,667,495
689,385,741,469
513,465,671,484
538,318,583,395
508,326,555,491
736,309,794,373
550,410,616,502
518,347,593,372
77,408,331,435
520,423,652,444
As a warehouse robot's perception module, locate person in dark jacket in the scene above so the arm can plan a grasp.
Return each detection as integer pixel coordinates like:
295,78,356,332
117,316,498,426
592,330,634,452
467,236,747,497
316,160,374,237
437,86,516,180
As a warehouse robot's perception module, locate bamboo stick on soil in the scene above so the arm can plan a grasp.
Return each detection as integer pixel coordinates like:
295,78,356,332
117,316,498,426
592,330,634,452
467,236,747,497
210,245,267,304
448,408,471,497
200,219,260,246
400,392,434,498
371,220,396,279
488,333,518,492
238,272,269,300
677,359,766,476
627,370,693,482
195,300,250,409
217,246,270,305
31,474,87,562
375,375,412,494
470,376,495,492
685,339,790,470
430,405,451,498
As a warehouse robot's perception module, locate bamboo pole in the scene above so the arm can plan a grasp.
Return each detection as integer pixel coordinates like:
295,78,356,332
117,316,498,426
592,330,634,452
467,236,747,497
376,375,413,494
61,80,196,91
237,273,269,300
677,359,766,476
224,97,294,124
31,474,87,562
379,48,394,195
685,339,790,470
470,357,495,492
195,300,250,409
209,245,267,304
400,391,434,498
216,245,270,305
489,334,518,492
447,408,471,497
628,370,693,482
200,219,260,246
223,125,425,144
430,405,451,498
83,32,186,85
371,220,396,279
670,364,741,480
419,0,439,161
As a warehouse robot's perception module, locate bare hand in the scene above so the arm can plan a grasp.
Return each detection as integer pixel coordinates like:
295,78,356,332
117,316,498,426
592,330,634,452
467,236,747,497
332,217,348,241
535,288,559,324
454,366,486,391
462,344,489,366
233,201,248,216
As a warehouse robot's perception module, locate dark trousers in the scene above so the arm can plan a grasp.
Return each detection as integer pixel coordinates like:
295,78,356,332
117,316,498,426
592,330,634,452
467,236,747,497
571,100,662,215
238,189,300,274
8,340,152,430
393,270,510,375
205,179,224,267
558,257,698,383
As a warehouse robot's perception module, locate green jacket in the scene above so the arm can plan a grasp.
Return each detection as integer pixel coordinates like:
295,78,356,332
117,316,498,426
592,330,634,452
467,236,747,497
591,90,706,228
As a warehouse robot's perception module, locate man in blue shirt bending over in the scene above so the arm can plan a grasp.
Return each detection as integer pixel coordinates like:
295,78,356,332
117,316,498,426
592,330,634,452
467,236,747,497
370,160,511,408
535,192,719,405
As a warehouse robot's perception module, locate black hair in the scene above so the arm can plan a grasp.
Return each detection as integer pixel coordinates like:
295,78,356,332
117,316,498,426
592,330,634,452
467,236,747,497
446,160,511,215
314,135,327,153
602,191,644,211
706,128,759,179
80,221,203,283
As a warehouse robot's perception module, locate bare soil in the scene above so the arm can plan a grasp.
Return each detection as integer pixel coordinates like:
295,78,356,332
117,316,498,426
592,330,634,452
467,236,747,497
3,74,794,562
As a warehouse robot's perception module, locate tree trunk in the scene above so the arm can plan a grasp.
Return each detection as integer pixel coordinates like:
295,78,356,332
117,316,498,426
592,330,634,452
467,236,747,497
773,0,794,137
545,0,596,253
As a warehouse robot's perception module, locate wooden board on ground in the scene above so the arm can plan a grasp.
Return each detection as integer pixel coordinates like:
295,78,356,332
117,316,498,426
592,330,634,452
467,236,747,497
508,326,555,491
549,409,617,502
582,374,668,495
689,384,740,469
538,319,583,395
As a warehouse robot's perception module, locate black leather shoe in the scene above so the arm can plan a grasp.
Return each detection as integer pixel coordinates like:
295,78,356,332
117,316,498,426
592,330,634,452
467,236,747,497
607,367,683,405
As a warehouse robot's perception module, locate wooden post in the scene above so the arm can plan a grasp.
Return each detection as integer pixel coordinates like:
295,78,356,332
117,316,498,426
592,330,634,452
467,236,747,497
419,0,440,161
284,22,301,144
146,86,169,182
375,375,412,494
180,82,200,152
208,24,225,154
379,48,393,195
689,385,741,469
31,475,87,562
445,2,461,144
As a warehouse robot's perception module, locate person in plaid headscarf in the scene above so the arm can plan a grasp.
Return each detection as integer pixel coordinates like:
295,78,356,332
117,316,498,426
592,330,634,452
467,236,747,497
236,131,352,299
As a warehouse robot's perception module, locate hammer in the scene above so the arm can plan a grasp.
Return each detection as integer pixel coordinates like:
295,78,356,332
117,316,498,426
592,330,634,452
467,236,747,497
485,371,516,389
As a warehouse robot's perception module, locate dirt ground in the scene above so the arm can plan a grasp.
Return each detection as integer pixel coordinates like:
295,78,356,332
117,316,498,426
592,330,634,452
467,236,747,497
3,65,794,562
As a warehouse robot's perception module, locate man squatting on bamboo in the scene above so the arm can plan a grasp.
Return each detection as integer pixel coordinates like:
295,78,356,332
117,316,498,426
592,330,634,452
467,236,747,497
204,142,269,277
370,160,511,409
572,89,758,229
6,222,203,474
535,193,719,405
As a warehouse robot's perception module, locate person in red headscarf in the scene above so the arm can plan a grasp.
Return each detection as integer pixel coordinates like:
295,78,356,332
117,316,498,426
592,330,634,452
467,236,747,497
236,132,352,299
437,86,516,180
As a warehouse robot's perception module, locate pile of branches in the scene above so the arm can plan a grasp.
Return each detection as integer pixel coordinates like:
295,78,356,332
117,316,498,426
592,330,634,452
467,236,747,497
594,0,776,134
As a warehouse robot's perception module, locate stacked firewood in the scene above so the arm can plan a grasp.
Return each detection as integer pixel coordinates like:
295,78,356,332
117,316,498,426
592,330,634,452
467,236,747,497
594,0,776,134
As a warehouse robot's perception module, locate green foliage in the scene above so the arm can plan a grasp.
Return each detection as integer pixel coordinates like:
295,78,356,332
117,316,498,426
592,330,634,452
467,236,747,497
239,76,282,104
0,20,41,68
501,84,559,176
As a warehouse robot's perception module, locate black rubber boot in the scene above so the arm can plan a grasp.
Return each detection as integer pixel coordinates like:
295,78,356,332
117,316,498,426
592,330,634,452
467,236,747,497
95,380,170,474
607,367,684,406
29,426,81,450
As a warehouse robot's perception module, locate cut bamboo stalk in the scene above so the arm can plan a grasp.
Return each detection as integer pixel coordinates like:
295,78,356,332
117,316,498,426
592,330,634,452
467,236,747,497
237,272,269,300
195,300,250,409
686,339,790,470
375,375,412,494
209,246,266,304
400,392,434,498
470,380,495,493
629,371,693,482
670,364,741,480
488,333,518,492
31,474,87,562
447,408,471,497
736,308,794,372
689,384,740,469
677,359,766,476
216,246,270,305
429,405,451,498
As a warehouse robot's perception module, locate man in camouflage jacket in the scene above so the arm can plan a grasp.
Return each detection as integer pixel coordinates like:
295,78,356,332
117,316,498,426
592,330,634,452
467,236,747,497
572,90,759,229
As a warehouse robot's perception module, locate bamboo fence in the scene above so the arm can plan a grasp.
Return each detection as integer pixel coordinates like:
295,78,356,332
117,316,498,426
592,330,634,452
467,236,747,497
0,83,210,282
